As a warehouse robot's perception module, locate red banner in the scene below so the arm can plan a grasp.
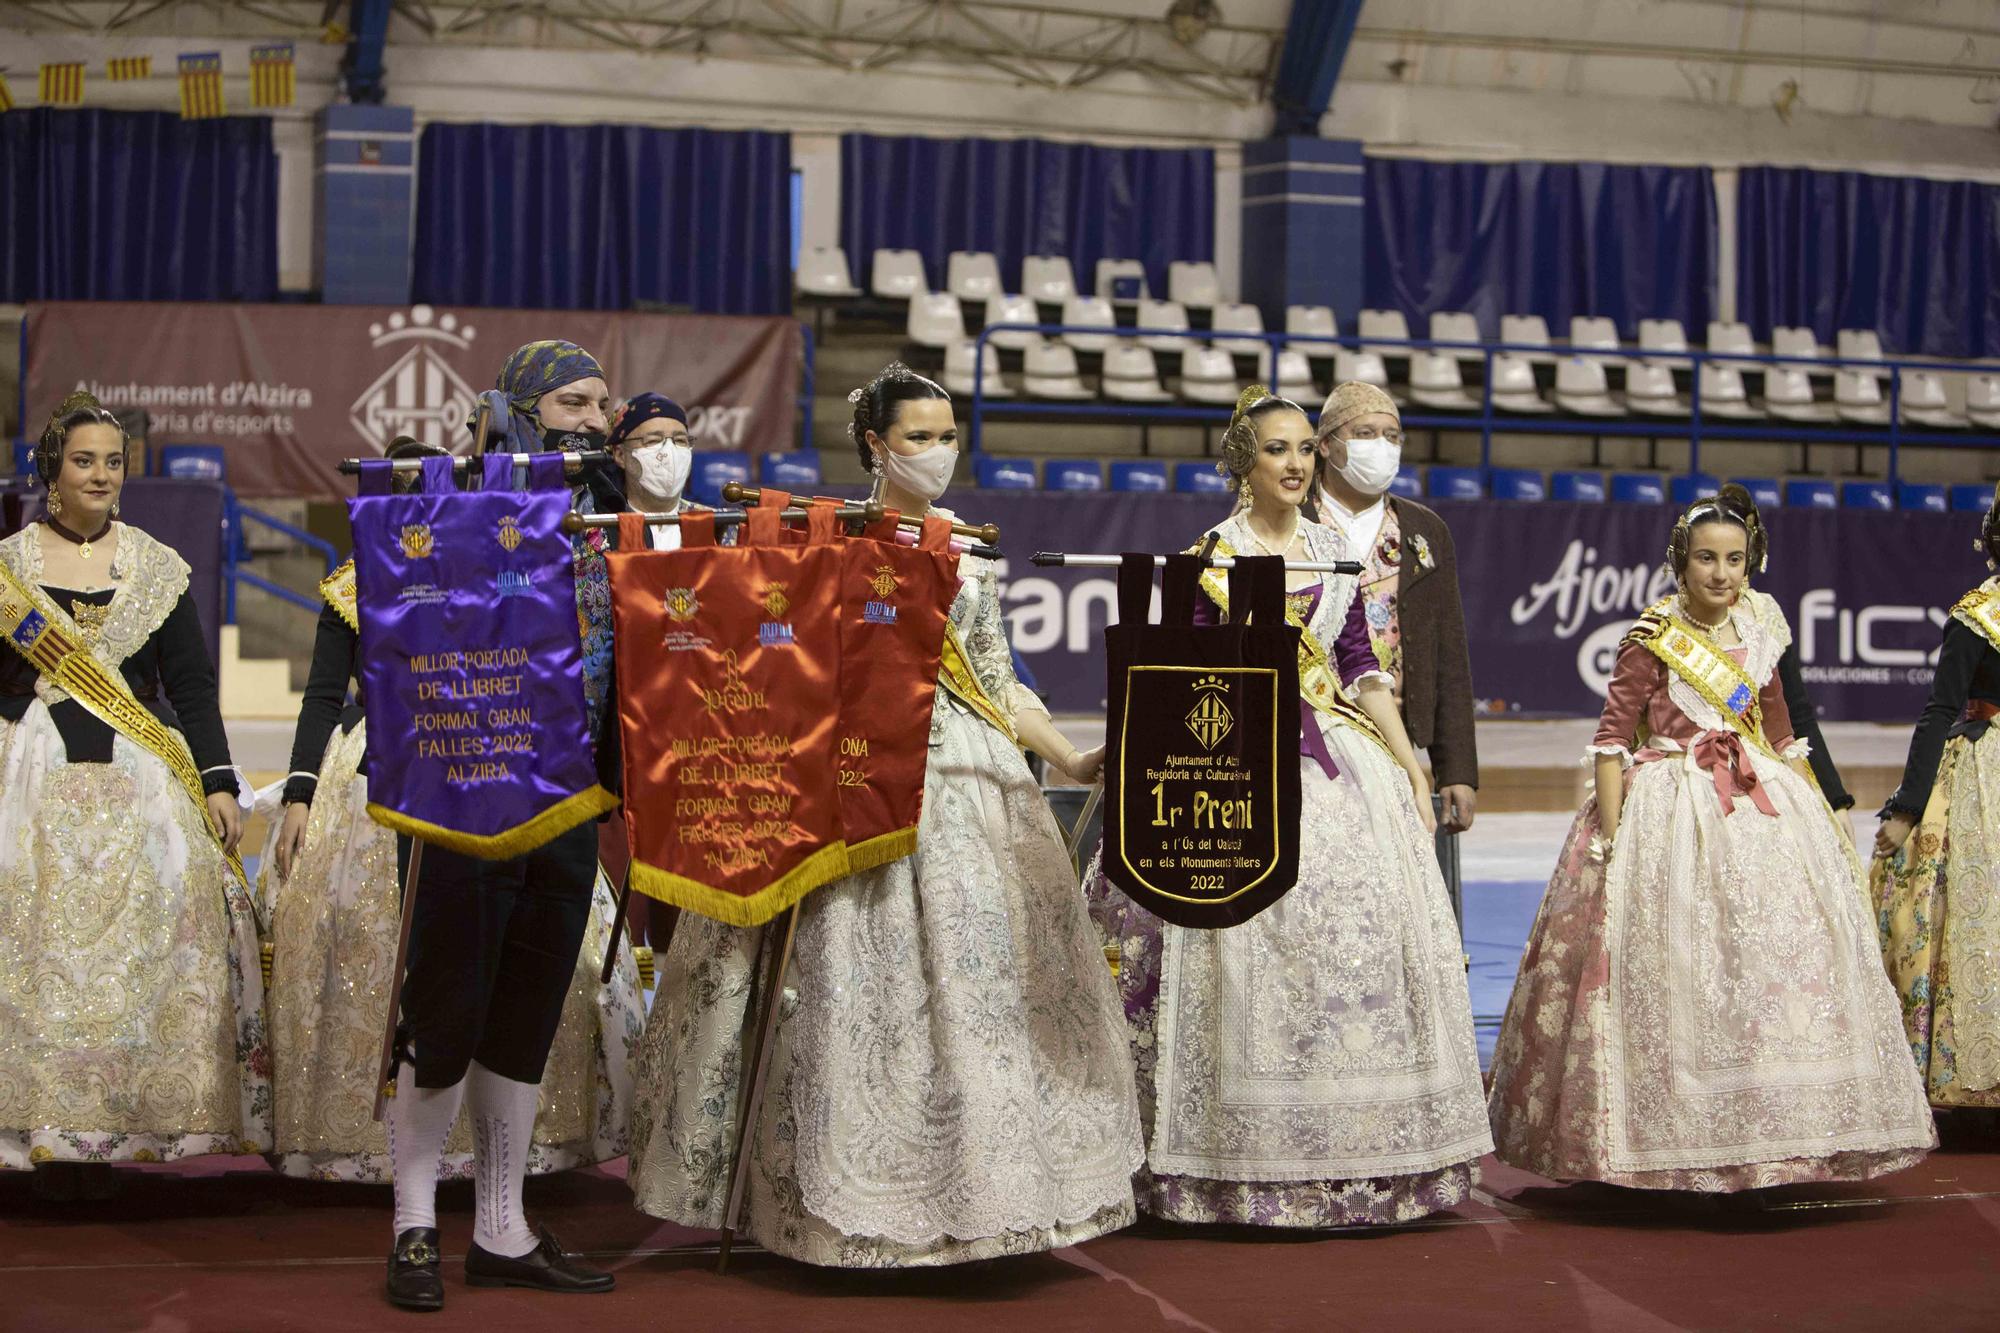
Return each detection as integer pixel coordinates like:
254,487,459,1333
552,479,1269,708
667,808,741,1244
24,301,802,500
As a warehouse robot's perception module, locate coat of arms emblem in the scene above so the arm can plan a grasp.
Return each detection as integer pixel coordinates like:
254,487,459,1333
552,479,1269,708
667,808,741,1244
398,524,434,559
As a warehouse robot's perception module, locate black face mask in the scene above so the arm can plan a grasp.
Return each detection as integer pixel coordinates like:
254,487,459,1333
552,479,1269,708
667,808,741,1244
539,425,607,455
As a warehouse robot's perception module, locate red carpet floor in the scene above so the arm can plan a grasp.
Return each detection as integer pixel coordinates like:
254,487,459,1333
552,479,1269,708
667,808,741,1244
7,1142,2000,1333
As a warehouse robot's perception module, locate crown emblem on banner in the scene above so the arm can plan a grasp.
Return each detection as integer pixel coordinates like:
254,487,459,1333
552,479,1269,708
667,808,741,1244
870,565,898,599
761,583,790,619
496,514,523,552
398,524,434,560
1185,674,1234,749
665,587,699,621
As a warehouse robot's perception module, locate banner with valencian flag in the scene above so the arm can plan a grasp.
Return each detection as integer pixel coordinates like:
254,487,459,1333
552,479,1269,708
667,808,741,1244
250,42,294,108
609,498,851,926
107,56,151,82
39,62,84,106
349,453,617,856
178,51,225,119
0,72,14,113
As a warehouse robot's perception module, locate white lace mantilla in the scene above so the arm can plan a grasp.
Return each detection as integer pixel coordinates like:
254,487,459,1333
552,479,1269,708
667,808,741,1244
0,524,189,712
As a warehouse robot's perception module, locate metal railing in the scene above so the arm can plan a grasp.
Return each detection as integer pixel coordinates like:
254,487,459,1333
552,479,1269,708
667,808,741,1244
966,323,2000,481
224,499,338,623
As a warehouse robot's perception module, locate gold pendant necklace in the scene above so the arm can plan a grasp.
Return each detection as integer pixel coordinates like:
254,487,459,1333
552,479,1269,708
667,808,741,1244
48,515,113,561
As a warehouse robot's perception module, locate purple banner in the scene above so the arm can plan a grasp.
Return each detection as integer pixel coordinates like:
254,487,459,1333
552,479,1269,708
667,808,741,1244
971,492,1977,724
349,454,615,856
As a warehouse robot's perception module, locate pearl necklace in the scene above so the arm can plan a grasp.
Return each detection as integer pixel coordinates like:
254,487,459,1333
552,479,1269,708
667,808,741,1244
1678,595,1730,641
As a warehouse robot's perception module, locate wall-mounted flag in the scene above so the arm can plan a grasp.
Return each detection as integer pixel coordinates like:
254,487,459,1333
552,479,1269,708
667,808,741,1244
0,74,14,113
178,51,225,119
107,56,151,82
250,42,294,108
39,62,85,106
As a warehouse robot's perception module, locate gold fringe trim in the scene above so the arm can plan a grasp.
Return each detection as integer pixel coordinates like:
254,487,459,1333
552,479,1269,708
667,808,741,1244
321,559,359,632
626,838,854,928
365,783,619,859
840,825,918,874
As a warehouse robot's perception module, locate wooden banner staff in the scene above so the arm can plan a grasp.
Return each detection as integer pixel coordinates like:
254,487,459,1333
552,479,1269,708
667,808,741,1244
368,408,502,1122
336,449,614,475
716,901,803,1275
722,482,1001,546
1030,551,1365,575
567,506,1006,561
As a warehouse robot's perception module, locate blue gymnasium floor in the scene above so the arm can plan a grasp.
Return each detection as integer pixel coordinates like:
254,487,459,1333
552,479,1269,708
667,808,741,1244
1463,878,1546,1067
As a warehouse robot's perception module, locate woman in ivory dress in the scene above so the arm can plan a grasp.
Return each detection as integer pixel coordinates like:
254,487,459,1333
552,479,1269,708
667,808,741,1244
625,364,1143,1266
0,391,270,1194
259,439,643,1183
1488,484,1935,1188
1870,482,2000,1111
1086,387,1491,1227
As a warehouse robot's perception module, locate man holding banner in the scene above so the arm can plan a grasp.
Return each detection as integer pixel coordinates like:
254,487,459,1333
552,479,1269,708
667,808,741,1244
352,343,622,1311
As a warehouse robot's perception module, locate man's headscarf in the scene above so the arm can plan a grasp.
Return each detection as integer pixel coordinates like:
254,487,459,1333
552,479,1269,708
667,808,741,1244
468,339,606,453
1317,381,1400,438
607,392,689,451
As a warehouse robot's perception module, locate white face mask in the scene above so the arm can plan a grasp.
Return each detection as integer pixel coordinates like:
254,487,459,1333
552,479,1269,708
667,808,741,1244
629,440,692,503
876,440,956,504
1335,436,1402,496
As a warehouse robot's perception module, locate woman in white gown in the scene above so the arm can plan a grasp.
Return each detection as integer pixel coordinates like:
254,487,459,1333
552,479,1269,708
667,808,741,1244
1487,484,1934,1188
1086,386,1491,1227
258,440,644,1183
625,364,1143,1266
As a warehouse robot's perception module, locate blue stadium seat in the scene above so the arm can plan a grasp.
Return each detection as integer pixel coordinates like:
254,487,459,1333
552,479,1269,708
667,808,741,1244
1489,468,1545,501
1175,461,1231,494
1668,474,1722,506
159,444,226,481
1842,481,1893,511
688,450,751,506
1785,480,1837,509
11,441,31,476
1951,483,1993,513
1110,461,1168,492
1730,478,1781,509
1899,483,1946,513
976,456,1038,490
1426,467,1483,501
1045,460,1103,492
1551,470,1606,503
1387,466,1422,500
1610,473,1667,504
759,450,820,489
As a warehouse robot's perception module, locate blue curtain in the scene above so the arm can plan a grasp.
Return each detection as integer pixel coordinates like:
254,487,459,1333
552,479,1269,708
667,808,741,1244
0,108,277,302
414,122,791,315
1364,157,1716,338
1737,166,2000,359
841,133,1213,294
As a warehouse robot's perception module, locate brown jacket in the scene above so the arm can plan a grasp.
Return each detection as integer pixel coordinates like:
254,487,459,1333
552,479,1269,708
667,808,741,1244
1385,497,1478,790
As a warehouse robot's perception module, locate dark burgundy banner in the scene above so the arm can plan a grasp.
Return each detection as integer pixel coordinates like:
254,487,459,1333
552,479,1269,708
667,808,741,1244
964,492,1977,725
25,301,802,500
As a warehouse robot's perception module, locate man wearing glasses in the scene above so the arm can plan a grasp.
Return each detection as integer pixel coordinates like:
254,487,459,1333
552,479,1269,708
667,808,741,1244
1312,381,1479,838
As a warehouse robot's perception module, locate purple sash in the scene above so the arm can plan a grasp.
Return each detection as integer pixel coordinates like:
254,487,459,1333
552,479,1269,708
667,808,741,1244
348,454,617,856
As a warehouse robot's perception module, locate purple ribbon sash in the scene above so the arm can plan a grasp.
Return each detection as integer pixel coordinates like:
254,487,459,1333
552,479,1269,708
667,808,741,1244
348,453,617,857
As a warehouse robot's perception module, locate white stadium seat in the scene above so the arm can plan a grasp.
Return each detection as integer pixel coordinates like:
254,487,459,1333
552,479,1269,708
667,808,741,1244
1137,299,1195,352
1489,355,1553,413
1101,342,1173,403
982,293,1040,350
1059,295,1117,353
1763,368,1836,422
1624,362,1686,417
1835,369,1889,424
1699,363,1764,418
1837,328,1887,376
870,248,928,300
1167,261,1223,310
1358,308,1412,356
1969,374,2000,430
1211,302,1266,348
1771,326,1822,361
1286,305,1337,362
1021,254,1077,305
1272,349,1317,402
1178,345,1241,404
1023,339,1093,400
1409,352,1478,410
1901,371,1966,428
1637,318,1690,367
1555,357,1624,416
945,251,1002,303
942,340,1012,399
1500,314,1555,361
1429,311,1484,363
1094,257,1150,302
905,292,966,348
1705,321,1755,356
1333,349,1392,393
1568,316,1624,365
796,245,860,297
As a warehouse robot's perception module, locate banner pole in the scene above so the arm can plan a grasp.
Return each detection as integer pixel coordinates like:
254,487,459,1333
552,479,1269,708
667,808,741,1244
716,901,802,1275
1030,551,1364,575
1065,782,1103,876
371,838,425,1123
599,863,632,986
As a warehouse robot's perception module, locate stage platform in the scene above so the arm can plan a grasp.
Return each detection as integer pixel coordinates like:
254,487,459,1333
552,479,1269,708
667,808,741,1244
7,1137,2000,1332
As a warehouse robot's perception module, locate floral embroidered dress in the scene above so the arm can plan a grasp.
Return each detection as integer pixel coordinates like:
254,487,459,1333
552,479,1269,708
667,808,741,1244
0,523,271,1168
1356,502,1406,699
1488,593,1935,1189
256,563,644,1181
1870,577,2000,1109
625,551,1144,1266
1086,514,1491,1228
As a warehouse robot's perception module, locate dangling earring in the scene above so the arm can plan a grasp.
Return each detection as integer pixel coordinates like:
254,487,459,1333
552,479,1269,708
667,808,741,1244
47,489,63,518
110,500,119,519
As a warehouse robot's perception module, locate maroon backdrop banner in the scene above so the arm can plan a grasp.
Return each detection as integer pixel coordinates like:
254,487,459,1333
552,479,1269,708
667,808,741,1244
24,301,803,500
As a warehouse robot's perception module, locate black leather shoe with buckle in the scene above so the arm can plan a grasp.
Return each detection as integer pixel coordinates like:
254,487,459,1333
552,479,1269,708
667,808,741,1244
464,1225,615,1294
387,1226,445,1312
